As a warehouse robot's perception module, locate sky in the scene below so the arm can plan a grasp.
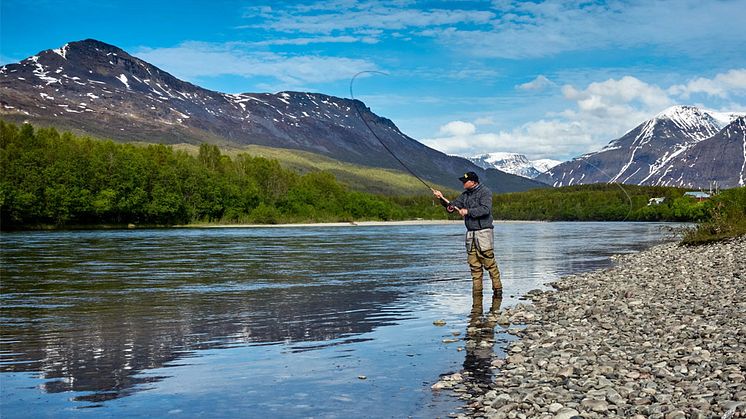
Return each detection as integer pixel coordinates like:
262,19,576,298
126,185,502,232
2,0,746,161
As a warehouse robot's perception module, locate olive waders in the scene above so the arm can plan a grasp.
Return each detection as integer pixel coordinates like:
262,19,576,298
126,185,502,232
466,228,502,293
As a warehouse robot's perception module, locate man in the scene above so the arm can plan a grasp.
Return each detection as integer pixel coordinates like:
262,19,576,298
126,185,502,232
432,172,503,296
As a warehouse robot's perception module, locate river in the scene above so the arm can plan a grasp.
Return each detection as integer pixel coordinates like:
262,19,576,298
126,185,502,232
0,222,683,418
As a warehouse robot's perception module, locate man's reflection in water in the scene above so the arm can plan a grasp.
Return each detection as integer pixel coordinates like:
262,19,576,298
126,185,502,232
462,291,502,395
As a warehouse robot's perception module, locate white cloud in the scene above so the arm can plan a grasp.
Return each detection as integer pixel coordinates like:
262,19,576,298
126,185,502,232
668,69,746,99
438,120,476,136
133,41,377,88
517,75,554,91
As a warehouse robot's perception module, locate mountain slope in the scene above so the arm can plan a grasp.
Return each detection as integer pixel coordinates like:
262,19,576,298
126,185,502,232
0,39,546,193
658,117,746,188
538,106,745,188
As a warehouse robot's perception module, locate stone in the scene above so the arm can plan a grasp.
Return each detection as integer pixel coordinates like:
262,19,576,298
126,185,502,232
581,398,608,412
547,403,563,413
553,407,579,419
491,393,513,408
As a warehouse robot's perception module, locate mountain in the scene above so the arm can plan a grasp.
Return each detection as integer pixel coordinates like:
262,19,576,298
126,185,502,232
538,106,746,188
0,39,546,193
468,152,561,180
659,117,746,188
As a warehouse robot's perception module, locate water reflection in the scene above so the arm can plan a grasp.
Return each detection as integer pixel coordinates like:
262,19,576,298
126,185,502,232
1,284,402,403
462,293,501,394
0,228,426,405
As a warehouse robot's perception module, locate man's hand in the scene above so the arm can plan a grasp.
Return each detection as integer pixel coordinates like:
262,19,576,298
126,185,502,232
458,208,468,217
432,189,444,200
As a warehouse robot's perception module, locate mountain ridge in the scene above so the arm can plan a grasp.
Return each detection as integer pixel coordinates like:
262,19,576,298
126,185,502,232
538,105,746,189
0,39,546,193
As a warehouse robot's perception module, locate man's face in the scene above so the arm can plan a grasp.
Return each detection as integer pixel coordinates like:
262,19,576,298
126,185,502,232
462,180,476,190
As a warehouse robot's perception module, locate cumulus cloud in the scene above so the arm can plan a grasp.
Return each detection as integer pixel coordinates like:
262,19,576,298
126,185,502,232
134,41,376,88
438,120,476,136
669,69,746,99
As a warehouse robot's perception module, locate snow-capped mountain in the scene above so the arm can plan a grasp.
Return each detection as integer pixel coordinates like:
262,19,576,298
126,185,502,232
0,39,546,193
468,152,561,179
660,116,746,188
537,105,746,188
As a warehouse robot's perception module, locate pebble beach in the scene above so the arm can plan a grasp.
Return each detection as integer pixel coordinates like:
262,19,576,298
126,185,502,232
441,236,746,419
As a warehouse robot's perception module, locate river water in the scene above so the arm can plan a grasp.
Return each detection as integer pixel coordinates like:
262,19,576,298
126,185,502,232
0,222,682,418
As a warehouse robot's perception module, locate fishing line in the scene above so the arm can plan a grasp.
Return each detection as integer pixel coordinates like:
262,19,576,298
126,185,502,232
349,71,435,192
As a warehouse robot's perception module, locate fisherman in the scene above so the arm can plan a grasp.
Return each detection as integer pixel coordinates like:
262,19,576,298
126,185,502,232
432,172,503,296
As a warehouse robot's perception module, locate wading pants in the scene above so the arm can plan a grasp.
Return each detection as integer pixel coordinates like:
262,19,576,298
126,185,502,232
466,228,502,292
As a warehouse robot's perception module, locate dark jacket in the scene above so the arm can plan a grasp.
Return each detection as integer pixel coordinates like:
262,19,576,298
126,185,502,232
445,183,494,231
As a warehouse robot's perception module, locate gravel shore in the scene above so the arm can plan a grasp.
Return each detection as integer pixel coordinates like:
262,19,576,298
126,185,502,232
447,236,746,419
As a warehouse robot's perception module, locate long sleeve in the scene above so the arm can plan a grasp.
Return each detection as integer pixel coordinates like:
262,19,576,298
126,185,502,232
448,194,466,213
467,188,492,218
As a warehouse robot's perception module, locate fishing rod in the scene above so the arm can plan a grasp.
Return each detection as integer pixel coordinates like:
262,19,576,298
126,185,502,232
349,71,434,191
349,71,457,208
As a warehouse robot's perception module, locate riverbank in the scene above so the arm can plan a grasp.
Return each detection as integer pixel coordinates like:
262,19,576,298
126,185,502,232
459,236,745,418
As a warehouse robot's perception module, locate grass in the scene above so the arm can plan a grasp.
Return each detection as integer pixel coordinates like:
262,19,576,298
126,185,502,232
680,187,746,245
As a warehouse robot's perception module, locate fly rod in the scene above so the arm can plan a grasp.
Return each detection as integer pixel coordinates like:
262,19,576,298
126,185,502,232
349,71,456,209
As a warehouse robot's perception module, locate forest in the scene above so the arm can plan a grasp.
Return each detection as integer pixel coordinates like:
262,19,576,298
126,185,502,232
2,120,740,232
0,121,445,228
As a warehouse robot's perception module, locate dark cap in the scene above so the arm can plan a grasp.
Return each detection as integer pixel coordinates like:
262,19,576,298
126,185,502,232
459,171,479,183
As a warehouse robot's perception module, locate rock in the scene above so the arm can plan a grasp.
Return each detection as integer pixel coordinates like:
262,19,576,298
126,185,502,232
358,375,367,380
433,319,447,326
497,315,511,326
547,402,563,413
553,407,579,419
606,389,624,405
557,366,574,378
508,354,526,364
581,398,608,412
491,393,512,408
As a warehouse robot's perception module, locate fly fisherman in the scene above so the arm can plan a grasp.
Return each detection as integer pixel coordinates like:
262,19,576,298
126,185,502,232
432,172,503,296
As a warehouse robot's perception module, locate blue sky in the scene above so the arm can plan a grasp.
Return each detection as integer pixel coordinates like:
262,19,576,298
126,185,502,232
2,0,745,161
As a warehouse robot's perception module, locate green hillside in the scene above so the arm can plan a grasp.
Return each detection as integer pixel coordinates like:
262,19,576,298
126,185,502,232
169,143,456,196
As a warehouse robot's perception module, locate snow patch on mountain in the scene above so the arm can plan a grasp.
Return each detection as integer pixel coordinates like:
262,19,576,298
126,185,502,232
468,152,560,179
